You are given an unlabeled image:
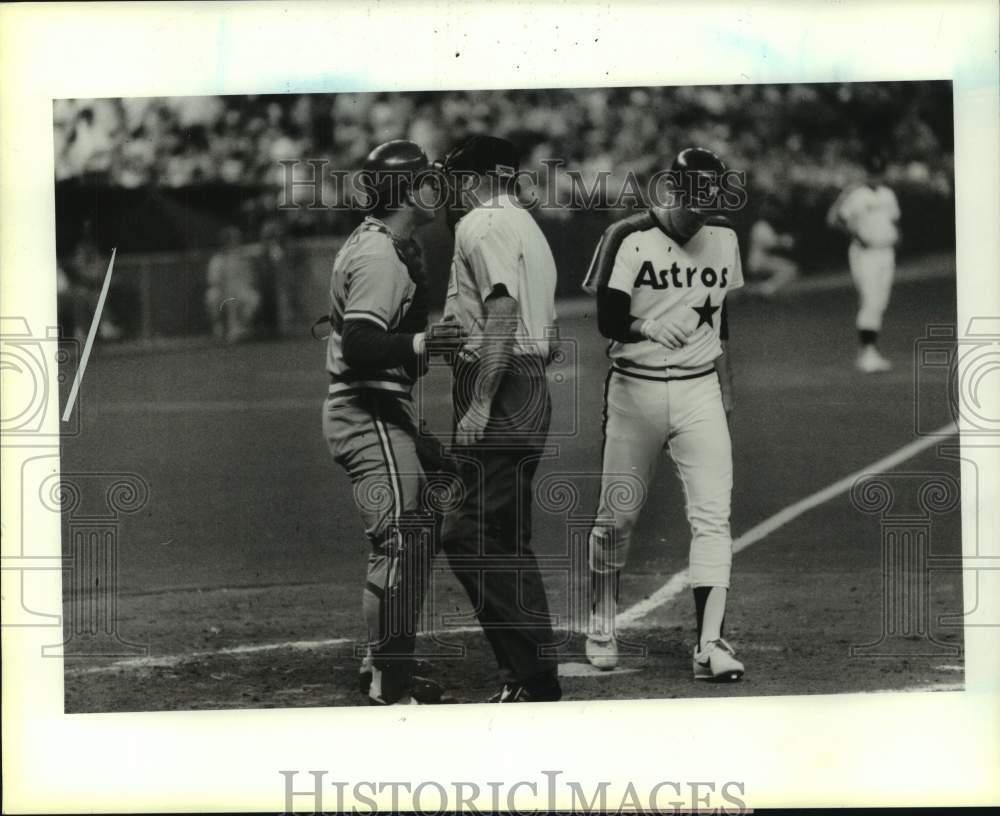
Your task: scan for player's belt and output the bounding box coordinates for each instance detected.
[328,376,413,397]
[610,363,715,383]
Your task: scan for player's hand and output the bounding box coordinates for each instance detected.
[425,316,467,357]
[640,317,690,350]
[454,402,491,446]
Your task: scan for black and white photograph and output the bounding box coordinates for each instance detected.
[2,2,998,813]
[51,80,963,710]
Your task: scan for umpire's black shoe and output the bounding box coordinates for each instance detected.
[489,675,562,703]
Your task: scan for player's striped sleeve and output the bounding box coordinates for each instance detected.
[581,211,655,295]
[343,251,408,331]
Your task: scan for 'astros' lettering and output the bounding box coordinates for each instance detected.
[633,260,730,290]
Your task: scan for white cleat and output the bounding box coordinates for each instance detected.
[856,346,892,374]
[585,632,619,671]
[693,638,745,682]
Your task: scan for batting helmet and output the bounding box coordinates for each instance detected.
[670,147,727,211]
[439,134,520,177]
[357,140,430,212]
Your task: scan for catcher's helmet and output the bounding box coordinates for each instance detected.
[669,147,727,211]
[364,139,430,175]
[358,140,430,212]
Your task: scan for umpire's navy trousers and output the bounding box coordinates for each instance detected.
[441,354,560,687]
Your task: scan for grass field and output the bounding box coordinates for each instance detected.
[59,252,964,712]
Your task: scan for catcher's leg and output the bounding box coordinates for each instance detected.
[362,507,435,703]
[325,395,431,703]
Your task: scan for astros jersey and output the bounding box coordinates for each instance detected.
[444,194,558,359]
[583,212,743,370]
[835,184,900,249]
[326,217,420,395]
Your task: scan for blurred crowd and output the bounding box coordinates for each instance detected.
[54,83,955,341]
[54,83,954,205]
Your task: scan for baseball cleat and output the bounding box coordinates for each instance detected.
[369,694,420,706]
[693,638,745,682]
[585,635,619,671]
[488,675,562,703]
[364,674,446,704]
[358,649,374,694]
[856,346,892,373]
[409,675,447,703]
[585,608,619,671]
[360,654,444,701]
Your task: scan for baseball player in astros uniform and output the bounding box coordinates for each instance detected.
[826,154,901,373]
[437,135,563,703]
[322,140,459,705]
[581,147,745,682]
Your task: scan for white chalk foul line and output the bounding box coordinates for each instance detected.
[62,247,116,422]
[64,637,353,676]
[62,628,493,676]
[618,421,958,629]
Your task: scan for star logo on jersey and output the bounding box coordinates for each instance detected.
[691,295,720,329]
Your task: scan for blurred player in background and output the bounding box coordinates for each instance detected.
[746,194,798,297]
[438,135,563,703]
[581,147,745,682]
[205,225,260,342]
[826,154,901,373]
[257,218,298,338]
[321,140,459,705]
[64,221,124,341]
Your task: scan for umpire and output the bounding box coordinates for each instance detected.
[437,135,562,703]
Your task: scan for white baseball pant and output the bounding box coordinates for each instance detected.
[849,241,895,332]
[589,367,734,589]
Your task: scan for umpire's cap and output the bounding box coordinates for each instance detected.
[439,135,520,177]
[358,140,430,211]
